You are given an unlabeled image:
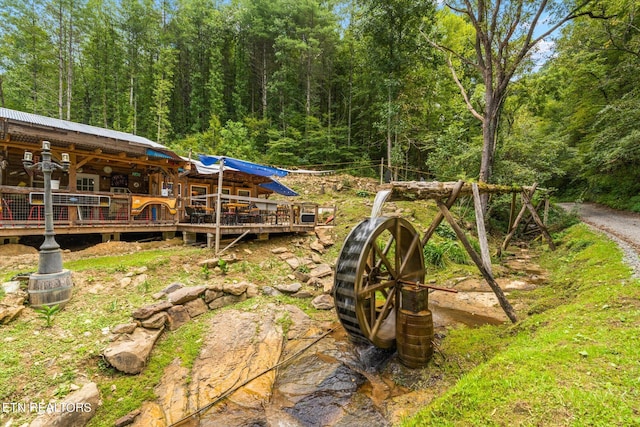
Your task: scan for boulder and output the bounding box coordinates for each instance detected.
[312,294,335,310]
[166,305,191,331]
[183,298,208,318]
[29,382,100,427]
[154,358,190,425]
[130,402,166,427]
[131,301,172,320]
[103,327,164,374]
[315,226,335,247]
[167,286,206,305]
[261,286,281,297]
[246,283,260,298]
[141,312,168,329]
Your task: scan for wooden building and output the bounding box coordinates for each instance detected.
[0,108,318,248]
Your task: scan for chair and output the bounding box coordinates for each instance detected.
[185,206,205,224]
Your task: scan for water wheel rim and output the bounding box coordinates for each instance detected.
[333,216,424,348]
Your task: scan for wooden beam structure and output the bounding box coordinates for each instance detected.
[383,180,556,324]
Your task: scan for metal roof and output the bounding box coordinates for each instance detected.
[0,107,168,150]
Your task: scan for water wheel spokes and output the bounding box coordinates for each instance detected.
[333,217,425,348]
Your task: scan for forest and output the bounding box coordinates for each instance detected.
[1,0,639,209]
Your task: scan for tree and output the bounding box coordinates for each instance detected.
[432,0,601,194]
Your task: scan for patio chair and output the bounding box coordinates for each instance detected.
[185,206,206,224]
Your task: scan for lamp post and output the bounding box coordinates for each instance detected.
[23,141,73,308]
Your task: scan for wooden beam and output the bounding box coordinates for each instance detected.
[420,180,464,246]
[472,183,492,275]
[499,184,538,256]
[387,180,528,201]
[437,200,518,323]
[521,188,556,251]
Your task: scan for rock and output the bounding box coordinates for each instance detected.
[310,241,325,254]
[306,277,322,289]
[0,305,24,324]
[275,283,302,294]
[291,290,314,299]
[222,281,248,296]
[167,286,206,305]
[284,257,300,270]
[278,252,296,260]
[131,274,148,287]
[114,409,141,427]
[261,286,282,297]
[141,312,168,329]
[293,271,310,283]
[184,298,208,318]
[312,294,334,310]
[111,323,138,335]
[199,258,219,268]
[204,289,224,303]
[134,266,148,275]
[2,280,21,293]
[311,253,323,264]
[119,277,132,288]
[166,305,191,331]
[271,247,289,254]
[29,382,100,427]
[151,292,165,300]
[154,358,190,425]
[315,227,335,247]
[160,282,184,295]
[188,309,284,424]
[130,402,166,427]
[208,294,246,310]
[309,264,332,279]
[103,328,164,374]
[246,283,260,298]
[131,301,173,320]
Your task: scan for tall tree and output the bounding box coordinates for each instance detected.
[432,0,601,193]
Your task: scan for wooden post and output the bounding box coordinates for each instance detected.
[499,184,538,256]
[472,183,492,274]
[543,197,550,225]
[521,189,556,250]
[380,158,384,185]
[214,157,224,254]
[437,201,517,323]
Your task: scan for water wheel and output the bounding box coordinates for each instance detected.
[333,217,425,348]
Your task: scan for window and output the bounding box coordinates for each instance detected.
[190,185,209,206]
[162,181,174,197]
[77,174,99,192]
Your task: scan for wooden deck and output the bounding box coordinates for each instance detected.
[0,186,321,246]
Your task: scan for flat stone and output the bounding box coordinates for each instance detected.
[309,264,332,279]
[293,271,310,283]
[261,286,282,297]
[199,258,219,268]
[132,301,173,320]
[184,298,208,318]
[246,283,259,298]
[29,382,100,427]
[310,241,325,254]
[223,281,248,296]
[275,283,302,294]
[167,286,206,305]
[312,294,334,310]
[0,305,24,324]
[103,328,164,374]
[114,409,141,427]
[119,277,132,288]
[208,294,246,310]
[151,291,166,300]
[141,312,168,329]
[161,282,184,295]
[292,290,314,299]
[315,227,335,247]
[284,257,300,270]
[1,280,21,294]
[131,274,148,288]
[204,289,224,303]
[279,252,296,260]
[311,253,323,264]
[166,305,191,331]
[130,402,165,427]
[271,247,289,254]
[111,323,138,335]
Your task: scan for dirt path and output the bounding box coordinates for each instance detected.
[559,202,640,277]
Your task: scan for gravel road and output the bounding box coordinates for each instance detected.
[558,202,640,278]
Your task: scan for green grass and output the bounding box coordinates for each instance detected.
[402,224,640,426]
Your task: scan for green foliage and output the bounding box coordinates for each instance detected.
[423,240,468,268]
[35,304,61,328]
[217,259,228,274]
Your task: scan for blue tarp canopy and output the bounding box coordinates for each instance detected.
[259,180,299,197]
[199,155,288,177]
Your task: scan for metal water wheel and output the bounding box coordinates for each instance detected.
[333,216,425,348]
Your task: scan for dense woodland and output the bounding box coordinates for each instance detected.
[1,0,639,209]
